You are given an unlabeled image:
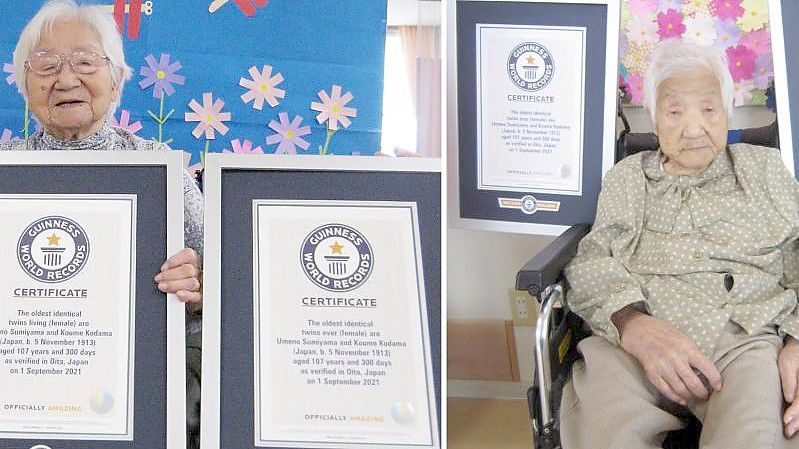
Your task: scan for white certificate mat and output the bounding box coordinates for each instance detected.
[476,24,586,195]
[0,194,136,440]
[253,200,435,448]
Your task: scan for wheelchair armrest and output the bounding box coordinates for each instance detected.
[515,224,591,296]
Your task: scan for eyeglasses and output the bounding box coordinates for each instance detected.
[25,50,110,76]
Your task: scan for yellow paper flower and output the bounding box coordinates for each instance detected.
[682,0,713,18]
[622,41,654,75]
[738,0,769,32]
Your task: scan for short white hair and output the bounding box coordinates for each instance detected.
[643,39,734,123]
[12,0,133,116]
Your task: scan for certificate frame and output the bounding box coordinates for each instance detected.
[768,0,798,177]
[449,0,620,235]
[0,151,186,449]
[201,155,441,449]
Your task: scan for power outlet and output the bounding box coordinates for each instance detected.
[509,288,535,326]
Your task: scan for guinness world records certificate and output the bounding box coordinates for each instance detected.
[0,195,136,440]
[476,24,586,195]
[253,201,434,447]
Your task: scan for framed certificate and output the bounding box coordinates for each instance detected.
[449,0,620,235]
[769,0,798,176]
[202,155,441,449]
[0,151,186,449]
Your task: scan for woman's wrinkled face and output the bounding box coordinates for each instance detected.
[25,18,117,141]
[654,68,728,176]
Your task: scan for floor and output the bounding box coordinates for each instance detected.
[447,397,534,449]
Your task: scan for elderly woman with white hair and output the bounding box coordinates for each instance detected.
[1,0,203,445]
[561,39,799,448]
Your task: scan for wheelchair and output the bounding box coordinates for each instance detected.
[515,116,780,449]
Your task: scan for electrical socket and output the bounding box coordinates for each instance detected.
[509,288,535,326]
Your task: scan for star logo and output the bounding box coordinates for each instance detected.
[47,233,61,246]
[330,241,344,254]
[526,55,536,65]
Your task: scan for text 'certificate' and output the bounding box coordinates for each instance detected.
[253,200,436,448]
[0,195,136,440]
[476,24,586,195]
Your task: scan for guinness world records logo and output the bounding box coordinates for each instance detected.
[507,42,554,91]
[17,216,90,283]
[301,223,374,292]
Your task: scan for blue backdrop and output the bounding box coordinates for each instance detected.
[0,0,387,167]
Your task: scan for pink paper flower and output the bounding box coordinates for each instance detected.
[310,85,357,131]
[182,151,203,179]
[239,65,286,110]
[657,9,685,39]
[740,27,771,56]
[630,0,659,15]
[627,73,646,105]
[733,79,755,106]
[222,138,264,154]
[752,53,772,89]
[185,93,231,139]
[626,16,659,44]
[0,128,19,143]
[3,63,14,86]
[712,0,744,20]
[726,44,756,82]
[111,109,143,135]
[266,112,311,154]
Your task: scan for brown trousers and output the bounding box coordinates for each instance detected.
[560,323,799,448]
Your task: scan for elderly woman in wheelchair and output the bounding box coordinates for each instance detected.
[557,39,799,448]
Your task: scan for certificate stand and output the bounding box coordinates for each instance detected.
[202,155,441,449]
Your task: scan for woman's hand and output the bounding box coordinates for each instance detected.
[779,337,799,437]
[153,248,202,306]
[614,307,723,405]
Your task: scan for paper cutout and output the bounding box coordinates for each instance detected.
[182,151,203,178]
[621,0,772,106]
[111,109,143,135]
[185,93,231,139]
[0,128,19,143]
[208,0,267,16]
[140,53,184,143]
[265,112,311,154]
[139,53,185,98]
[101,0,153,40]
[310,84,357,131]
[222,138,264,154]
[240,65,285,110]
[3,63,14,86]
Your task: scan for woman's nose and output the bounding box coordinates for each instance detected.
[682,111,706,138]
[53,63,81,89]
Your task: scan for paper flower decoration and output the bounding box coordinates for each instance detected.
[752,54,773,89]
[630,0,659,15]
[310,85,357,131]
[626,16,659,44]
[0,128,19,143]
[713,0,744,20]
[182,151,203,179]
[139,53,185,98]
[714,18,744,49]
[657,9,686,39]
[223,138,264,154]
[733,79,755,105]
[240,65,285,110]
[738,0,768,32]
[185,93,231,139]
[683,15,716,46]
[627,73,646,105]
[266,112,311,154]
[681,0,712,17]
[726,44,756,82]
[740,28,771,56]
[3,63,14,86]
[659,0,685,10]
[111,109,143,134]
